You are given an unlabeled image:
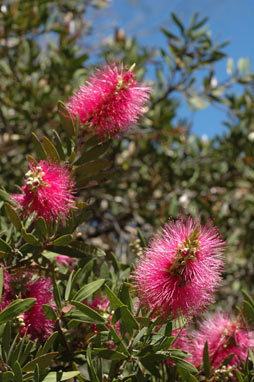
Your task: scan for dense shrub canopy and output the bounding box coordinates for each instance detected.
[1,2,254,381]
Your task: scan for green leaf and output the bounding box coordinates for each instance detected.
[19,341,34,366]
[21,227,41,246]
[139,358,161,378]
[71,242,105,257]
[0,189,11,202]
[0,238,12,253]
[171,12,184,33]
[104,284,124,310]
[160,27,178,41]
[177,367,198,382]
[203,340,210,378]
[119,283,134,313]
[113,306,139,335]
[0,298,36,325]
[52,130,66,161]
[1,371,14,382]
[42,332,59,355]
[65,271,74,301]
[31,132,47,160]
[13,360,23,382]
[72,279,105,301]
[71,301,106,323]
[242,290,254,309]
[5,203,22,232]
[109,325,130,356]
[170,356,198,373]
[131,327,146,350]
[75,201,88,209]
[43,304,57,320]
[86,344,100,382]
[52,235,73,246]
[22,352,58,373]
[75,141,111,166]
[42,136,60,162]
[74,159,112,178]
[53,278,62,311]
[42,371,80,382]
[93,348,127,360]
[35,217,48,239]
[243,300,254,322]
[58,101,75,137]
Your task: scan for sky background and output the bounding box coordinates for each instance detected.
[88,0,254,137]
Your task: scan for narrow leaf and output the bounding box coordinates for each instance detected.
[22,352,58,372]
[71,301,106,323]
[35,217,48,239]
[52,234,73,246]
[72,279,105,301]
[203,340,210,378]
[52,130,66,161]
[0,298,36,325]
[0,238,12,253]
[104,284,124,309]
[42,136,60,162]
[42,304,57,320]
[75,141,111,166]
[5,203,22,231]
[58,101,75,137]
[93,348,127,360]
[0,189,10,202]
[21,227,41,246]
[31,132,47,160]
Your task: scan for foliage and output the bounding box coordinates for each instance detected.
[1,1,254,381]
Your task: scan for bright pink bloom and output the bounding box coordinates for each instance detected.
[67,63,151,139]
[133,217,225,318]
[12,160,75,223]
[56,255,76,269]
[23,277,55,340]
[189,313,254,369]
[0,271,55,341]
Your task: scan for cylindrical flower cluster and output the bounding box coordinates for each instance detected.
[133,217,225,319]
[67,63,151,139]
[12,160,75,223]
[1,270,55,340]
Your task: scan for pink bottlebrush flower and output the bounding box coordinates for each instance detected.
[67,63,151,139]
[133,217,225,319]
[55,255,76,269]
[0,271,55,341]
[23,277,55,340]
[12,160,75,223]
[189,313,254,370]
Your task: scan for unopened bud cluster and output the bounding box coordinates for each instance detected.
[25,166,47,191]
[130,238,143,257]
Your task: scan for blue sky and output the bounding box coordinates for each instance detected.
[88,0,254,137]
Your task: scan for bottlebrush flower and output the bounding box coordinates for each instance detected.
[67,63,151,139]
[55,254,76,269]
[0,271,55,340]
[133,217,225,319]
[12,160,75,223]
[189,313,254,369]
